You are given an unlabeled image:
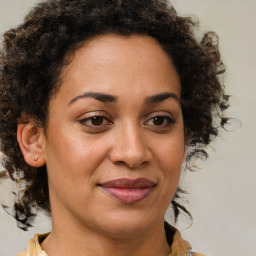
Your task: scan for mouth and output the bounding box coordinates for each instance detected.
[99,178,156,204]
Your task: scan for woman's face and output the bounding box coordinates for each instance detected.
[43,34,185,237]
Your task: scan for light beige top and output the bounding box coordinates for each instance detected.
[17,224,206,256]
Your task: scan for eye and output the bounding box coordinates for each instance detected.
[79,115,112,130]
[151,116,167,126]
[144,115,176,129]
[88,116,105,126]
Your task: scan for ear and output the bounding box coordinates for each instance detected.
[17,122,46,167]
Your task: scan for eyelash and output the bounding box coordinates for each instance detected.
[79,115,112,130]
[144,115,176,128]
[78,113,176,132]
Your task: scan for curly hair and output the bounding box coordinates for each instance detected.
[0,0,229,230]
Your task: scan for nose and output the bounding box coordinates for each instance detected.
[109,123,152,169]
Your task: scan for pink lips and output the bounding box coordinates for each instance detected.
[99,178,156,204]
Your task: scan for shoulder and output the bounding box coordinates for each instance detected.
[16,233,49,256]
[16,253,26,256]
[165,222,207,256]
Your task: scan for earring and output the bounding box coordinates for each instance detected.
[34,155,38,161]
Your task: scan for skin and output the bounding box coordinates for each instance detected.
[19,34,185,256]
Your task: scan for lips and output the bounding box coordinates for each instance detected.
[99,178,156,204]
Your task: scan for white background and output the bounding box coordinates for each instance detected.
[0,0,255,255]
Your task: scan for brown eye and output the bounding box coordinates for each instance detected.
[91,116,104,126]
[152,116,165,126]
[79,115,112,130]
[144,115,176,130]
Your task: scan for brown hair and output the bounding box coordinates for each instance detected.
[0,0,229,230]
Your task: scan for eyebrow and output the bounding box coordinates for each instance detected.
[145,92,180,104]
[69,92,117,105]
[69,91,179,106]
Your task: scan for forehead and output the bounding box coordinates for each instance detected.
[64,34,173,68]
[55,34,181,102]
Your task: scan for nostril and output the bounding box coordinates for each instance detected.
[115,160,126,166]
[108,135,152,169]
[114,160,149,169]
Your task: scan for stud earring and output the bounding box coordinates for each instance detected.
[34,155,38,161]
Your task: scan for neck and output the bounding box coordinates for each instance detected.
[41,216,171,256]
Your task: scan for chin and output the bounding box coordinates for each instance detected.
[94,211,161,238]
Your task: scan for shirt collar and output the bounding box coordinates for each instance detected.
[20,223,192,256]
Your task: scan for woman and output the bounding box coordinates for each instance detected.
[0,0,229,255]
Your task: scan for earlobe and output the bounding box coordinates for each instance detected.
[17,122,46,167]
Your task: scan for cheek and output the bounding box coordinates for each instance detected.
[45,135,109,206]
[45,130,115,198]
[153,133,185,190]
[156,133,185,168]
